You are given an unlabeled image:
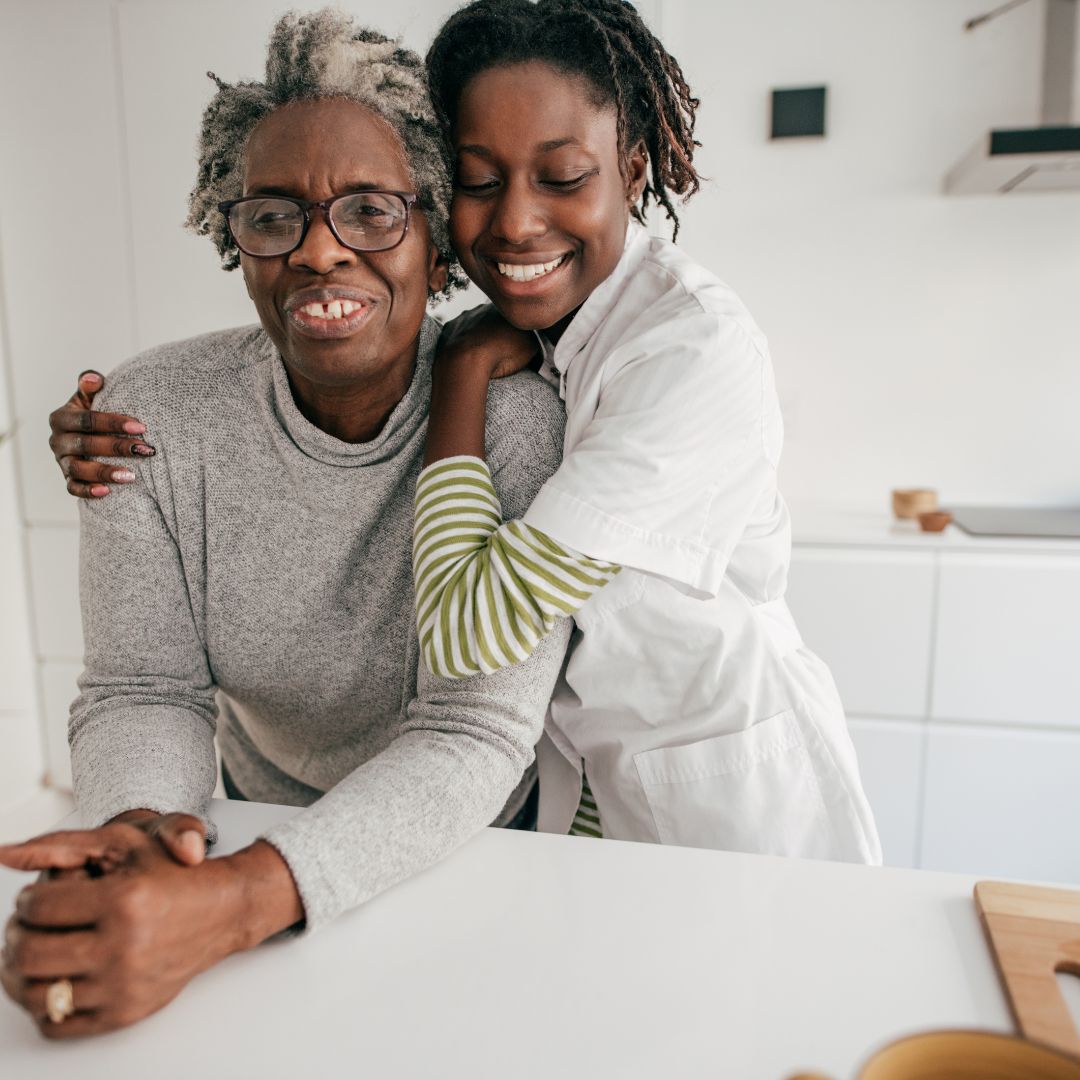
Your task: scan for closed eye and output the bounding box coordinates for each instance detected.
[455,177,500,194]
[543,172,593,189]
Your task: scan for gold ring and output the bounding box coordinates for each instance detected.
[45,978,74,1024]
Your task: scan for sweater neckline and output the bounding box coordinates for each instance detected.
[267,316,438,468]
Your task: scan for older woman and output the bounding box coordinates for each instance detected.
[0,10,568,1038]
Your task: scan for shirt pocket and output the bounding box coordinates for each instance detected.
[633,709,858,860]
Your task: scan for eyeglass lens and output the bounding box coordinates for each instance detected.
[228,193,408,256]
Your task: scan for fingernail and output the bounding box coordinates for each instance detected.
[131,444,156,457]
[111,469,136,483]
[79,371,102,384]
[90,485,110,497]
[179,830,204,858]
[123,421,146,435]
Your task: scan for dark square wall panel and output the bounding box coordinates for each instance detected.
[771,86,827,139]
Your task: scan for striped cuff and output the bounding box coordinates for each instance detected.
[413,456,620,679]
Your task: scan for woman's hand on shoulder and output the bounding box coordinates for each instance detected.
[437,305,538,380]
[48,371,155,499]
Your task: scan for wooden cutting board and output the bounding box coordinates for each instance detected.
[974,881,1080,1058]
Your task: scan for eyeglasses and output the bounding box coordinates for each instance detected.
[218,191,418,258]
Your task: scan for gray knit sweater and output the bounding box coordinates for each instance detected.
[72,316,569,931]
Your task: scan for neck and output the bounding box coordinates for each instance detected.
[283,354,417,444]
[544,306,580,345]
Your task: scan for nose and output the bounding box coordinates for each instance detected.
[488,178,547,245]
[288,208,356,274]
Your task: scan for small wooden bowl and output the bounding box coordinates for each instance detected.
[892,488,938,520]
[787,1029,1080,1080]
[918,510,953,533]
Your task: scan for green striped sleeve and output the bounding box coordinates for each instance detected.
[414,456,621,679]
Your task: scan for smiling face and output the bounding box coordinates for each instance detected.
[449,61,646,335]
[240,98,445,393]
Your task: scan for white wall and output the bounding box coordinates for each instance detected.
[664,0,1080,511]
[0,0,1077,795]
[0,264,45,810]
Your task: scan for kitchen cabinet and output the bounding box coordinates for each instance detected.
[847,718,923,869]
[787,548,935,718]
[921,722,1080,884]
[790,514,1080,883]
[932,553,1080,729]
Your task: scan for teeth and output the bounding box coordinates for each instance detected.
[298,299,362,319]
[496,256,566,282]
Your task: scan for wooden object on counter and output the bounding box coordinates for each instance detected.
[974,880,1080,1058]
[786,1029,1080,1079]
[892,488,938,520]
[917,510,953,533]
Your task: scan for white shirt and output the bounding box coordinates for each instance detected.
[525,224,881,864]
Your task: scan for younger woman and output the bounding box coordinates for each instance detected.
[414,0,881,859]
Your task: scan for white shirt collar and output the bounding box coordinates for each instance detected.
[545,222,651,376]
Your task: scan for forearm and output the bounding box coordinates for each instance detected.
[413,457,619,678]
[71,701,219,839]
[225,840,305,947]
[74,496,220,835]
[423,355,491,465]
[260,622,570,932]
[424,305,540,466]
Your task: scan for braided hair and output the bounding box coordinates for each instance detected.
[426,0,701,239]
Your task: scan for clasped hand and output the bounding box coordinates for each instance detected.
[0,813,244,1039]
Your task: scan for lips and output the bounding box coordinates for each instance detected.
[284,286,375,340]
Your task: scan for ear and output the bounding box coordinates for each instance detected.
[625,140,648,206]
[427,244,449,297]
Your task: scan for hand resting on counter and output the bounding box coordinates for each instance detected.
[0,814,303,1038]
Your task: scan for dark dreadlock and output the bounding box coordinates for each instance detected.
[425,0,701,240]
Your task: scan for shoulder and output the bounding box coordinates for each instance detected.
[608,237,770,370]
[486,369,565,462]
[484,371,566,519]
[94,324,271,423]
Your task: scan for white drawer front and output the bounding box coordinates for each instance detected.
[847,718,924,869]
[932,553,1080,728]
[921,723,1080,884]
[788,548,935,718]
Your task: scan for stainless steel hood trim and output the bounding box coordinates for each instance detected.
[945,0,1080,194]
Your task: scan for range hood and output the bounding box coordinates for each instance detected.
[946,0,1080,193]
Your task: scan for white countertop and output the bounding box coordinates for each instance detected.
[0,799,1019,1079]
[791,507,1080,554]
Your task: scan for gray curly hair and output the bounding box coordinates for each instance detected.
[185,8,465,297]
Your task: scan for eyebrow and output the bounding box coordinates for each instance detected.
[457,137,582,159]
[244,181,389,196]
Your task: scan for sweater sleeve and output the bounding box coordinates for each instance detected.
[413,455,620,679]
[71,452,220,842]
[259,617,570,930]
